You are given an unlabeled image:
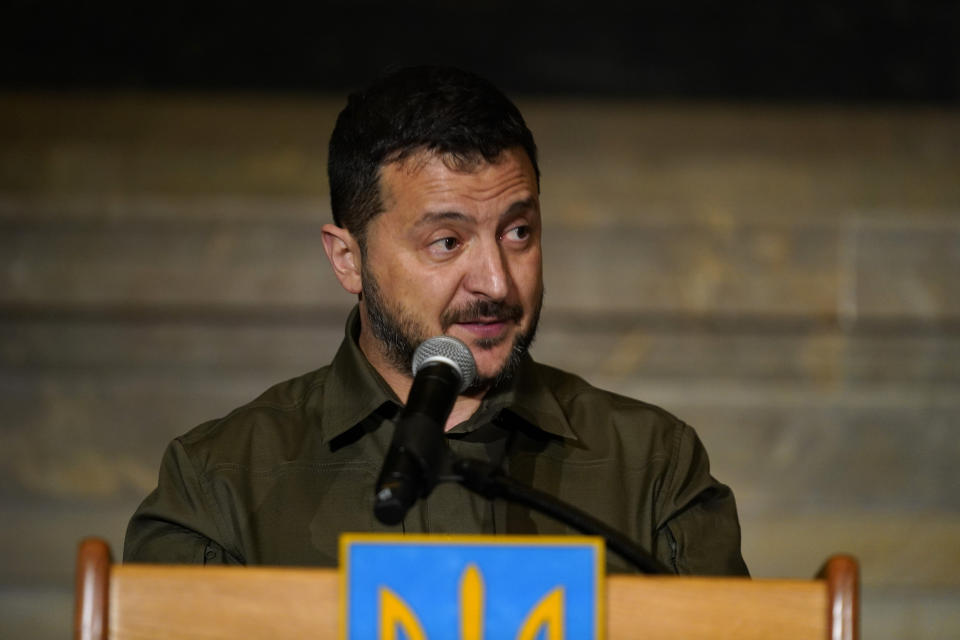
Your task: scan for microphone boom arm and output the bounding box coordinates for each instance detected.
[444,456,669,574]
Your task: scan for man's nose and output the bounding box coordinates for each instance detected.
[464,239,510,300]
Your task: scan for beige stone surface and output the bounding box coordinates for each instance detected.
[4,199,958,322]
[1,93,958,639]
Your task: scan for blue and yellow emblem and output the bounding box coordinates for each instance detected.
[340,534,605,640]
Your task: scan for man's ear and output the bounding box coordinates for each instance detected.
[321,224,363,294]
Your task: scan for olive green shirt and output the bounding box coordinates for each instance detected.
[124,309,748,575]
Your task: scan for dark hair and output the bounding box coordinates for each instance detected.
[328,66,539,247]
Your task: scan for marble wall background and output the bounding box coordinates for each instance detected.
[1,94,958,638]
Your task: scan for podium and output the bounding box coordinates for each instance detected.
[75,537,858,639]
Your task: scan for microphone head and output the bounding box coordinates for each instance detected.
[412,335,477,393]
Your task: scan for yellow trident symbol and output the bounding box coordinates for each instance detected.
[378,563,565,640]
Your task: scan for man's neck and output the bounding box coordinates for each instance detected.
[358,330,486,432]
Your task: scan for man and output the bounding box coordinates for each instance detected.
[125,66,748,575]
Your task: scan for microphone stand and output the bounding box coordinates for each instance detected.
[441,455,669,575]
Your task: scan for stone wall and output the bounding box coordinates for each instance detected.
[1,94,958,638]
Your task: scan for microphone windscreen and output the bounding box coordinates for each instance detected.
[412,336,477,392]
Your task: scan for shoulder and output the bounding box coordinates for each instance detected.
[530,362,692,465]
[534,361,686,429]
[176,366,332,469]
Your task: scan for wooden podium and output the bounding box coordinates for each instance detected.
[75,538,858,639]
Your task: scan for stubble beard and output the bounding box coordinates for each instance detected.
[362,264,543,391]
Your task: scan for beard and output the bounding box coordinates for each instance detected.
[362,264,542,391]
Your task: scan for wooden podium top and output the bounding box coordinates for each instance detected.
[75,538,858,640]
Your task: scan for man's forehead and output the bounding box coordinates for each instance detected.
[385,147,517,177]
[378,147,537,207]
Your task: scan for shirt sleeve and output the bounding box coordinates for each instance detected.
[652,422,750,576]
[123,438,242,565]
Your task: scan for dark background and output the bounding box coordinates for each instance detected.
[4,1,959,101]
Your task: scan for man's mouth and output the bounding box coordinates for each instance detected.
[455,318,509,338]
[442,300,524,340]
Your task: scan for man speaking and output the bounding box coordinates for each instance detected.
[124,66,749,575]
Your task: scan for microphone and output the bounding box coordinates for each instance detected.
[373,335,477,525]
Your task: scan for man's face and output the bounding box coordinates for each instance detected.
[357,147,543,389]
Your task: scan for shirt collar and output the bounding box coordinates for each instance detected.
[319,306,401,441]
[319,306,579,443]
[464,352,580,442]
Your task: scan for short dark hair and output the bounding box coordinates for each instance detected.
[327,66,539,247]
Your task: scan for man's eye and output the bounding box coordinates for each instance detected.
[431,237,460,252]
[504,225,530,241]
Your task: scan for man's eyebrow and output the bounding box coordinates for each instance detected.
[501,197,539,220]
[413,197,538,228]
[413,211,473,228]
